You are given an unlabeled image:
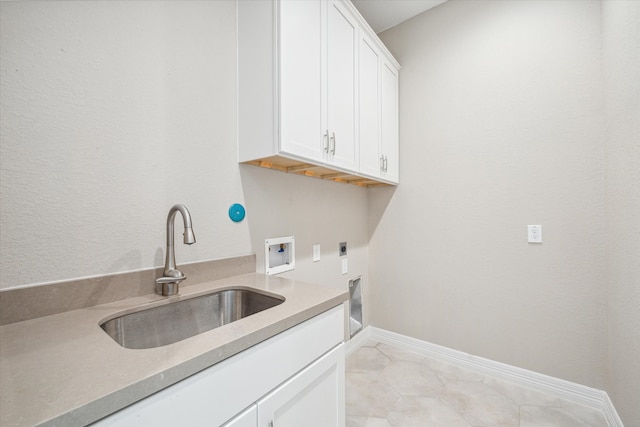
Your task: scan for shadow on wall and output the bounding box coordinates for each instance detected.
[238,163,371,275]
[367,185,397,242]
[238,164,297,268]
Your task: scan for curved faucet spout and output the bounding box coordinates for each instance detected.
[157,204,196,296]
[166,204,196,247]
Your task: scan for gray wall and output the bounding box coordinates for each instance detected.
[0,1,368,299]
[603,1,640,424]
[373,0,606,387]
[372,0,638,423]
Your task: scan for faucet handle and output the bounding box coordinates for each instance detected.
[156,275,186,284]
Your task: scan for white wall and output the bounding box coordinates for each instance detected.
[372,0,608,388]
[603,1,640,424]
[0,1,368,298]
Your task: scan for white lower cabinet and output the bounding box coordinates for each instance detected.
[222,406,257,427]
[93,306,345,427]
[257,344,344,427]
[223,344,344,427]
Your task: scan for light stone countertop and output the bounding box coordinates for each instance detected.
[0,273,348,427]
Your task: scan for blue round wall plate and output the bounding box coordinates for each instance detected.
[228,203,246,222]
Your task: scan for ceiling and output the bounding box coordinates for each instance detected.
[351,0,448,33]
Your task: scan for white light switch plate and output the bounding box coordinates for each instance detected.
[312,244,320,262]
[341,258,348,274]
[528,225,542,243]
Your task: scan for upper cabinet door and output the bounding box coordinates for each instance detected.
[357,31,399,184]
[279,0,325,163]
[325,1,358,171]
[380,60,399,182]
[358,34,382,178]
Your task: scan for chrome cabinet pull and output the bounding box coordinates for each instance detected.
[330,132,336,155]
[323,130,329,153]
[381,155,388,173]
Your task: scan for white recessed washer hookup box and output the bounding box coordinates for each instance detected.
[265,236,295,275]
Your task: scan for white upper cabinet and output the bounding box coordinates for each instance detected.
[238,0,399,187]
[358,31,399,183]
[325,0,358,171]
[279,0,325,163]
[380,60,399,182]
[358,33,382,178]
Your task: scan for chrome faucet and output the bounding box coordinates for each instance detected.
[156,204,196,296]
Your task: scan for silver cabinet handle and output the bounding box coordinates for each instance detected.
[268,422,273,427]
[381,155,388,173]
[324,130,329,153]
[330,132,336,155]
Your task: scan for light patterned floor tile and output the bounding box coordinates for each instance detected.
[375,343,486,383]
[346,346,391,373]
[381,360,445,397]
[425,358,487,383]
[483,376,564,407]
[520,404,609,427]
[440,380,520,427]
[346,416,393,427]
[345,340,611,427]
[376,343,428,363]
[346,371,399,418]
[387,397,473,427]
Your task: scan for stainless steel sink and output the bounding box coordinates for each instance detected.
[100,288,285,349]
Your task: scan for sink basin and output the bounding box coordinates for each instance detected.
[100,288,285,349]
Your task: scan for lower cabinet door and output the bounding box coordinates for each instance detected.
[257,343,345,427]
[222,405,257,427]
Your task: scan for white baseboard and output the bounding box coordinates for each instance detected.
[345,326,373,357]
[602,393,625,427]
[347,326,623,427]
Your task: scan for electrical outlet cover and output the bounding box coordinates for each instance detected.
[528,225,542,243]
[339,242,347,256]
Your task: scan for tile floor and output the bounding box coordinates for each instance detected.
[346,340,609,427]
